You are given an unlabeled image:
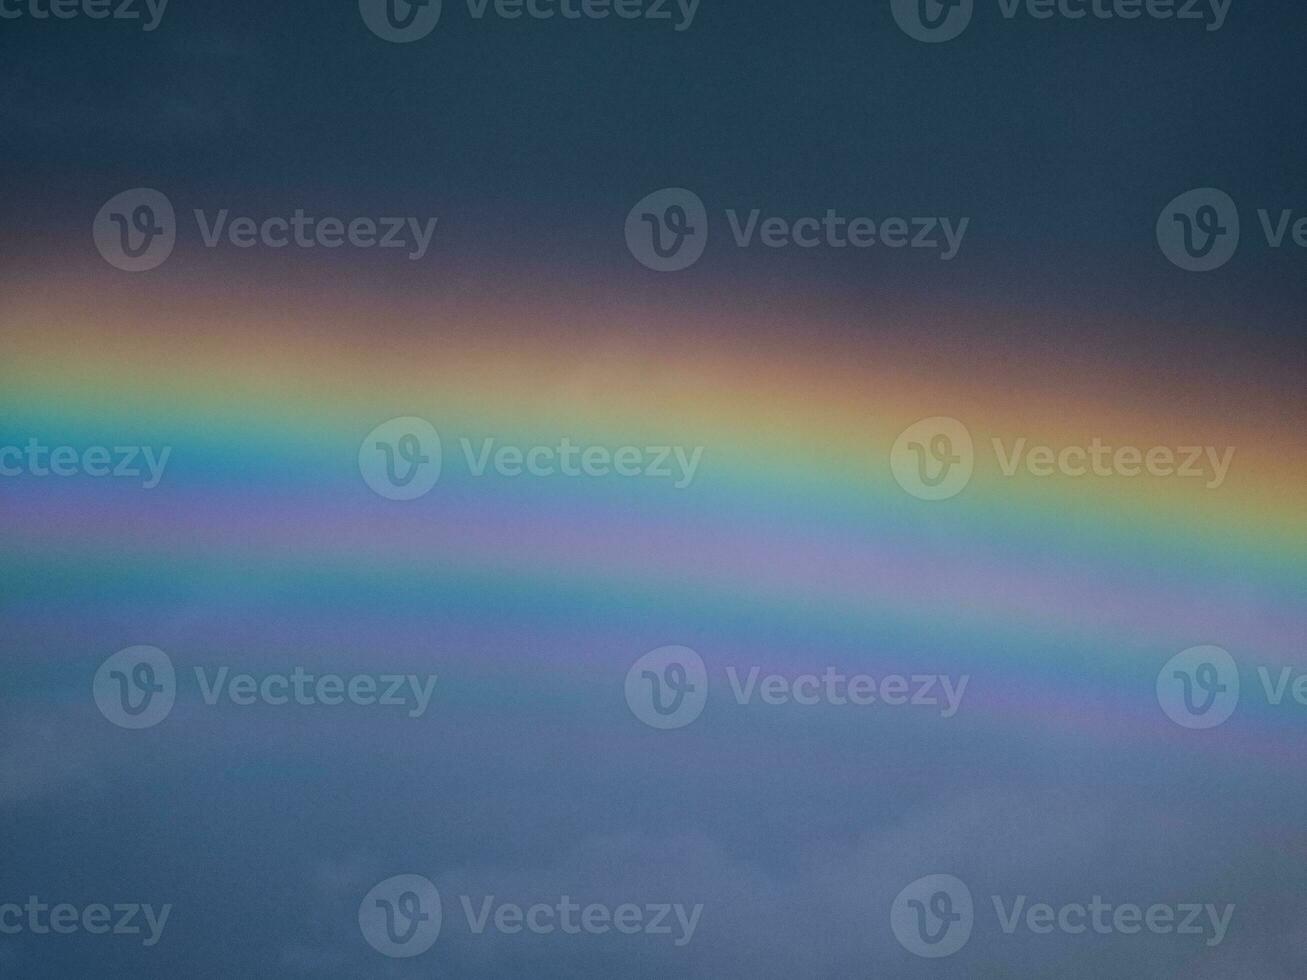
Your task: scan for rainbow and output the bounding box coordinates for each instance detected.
[2,264,1304,757]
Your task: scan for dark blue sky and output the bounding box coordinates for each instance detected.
[2,3,1305,978]
[3,2,1305,315]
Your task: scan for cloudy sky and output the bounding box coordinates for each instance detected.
[1,1,1305,977]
